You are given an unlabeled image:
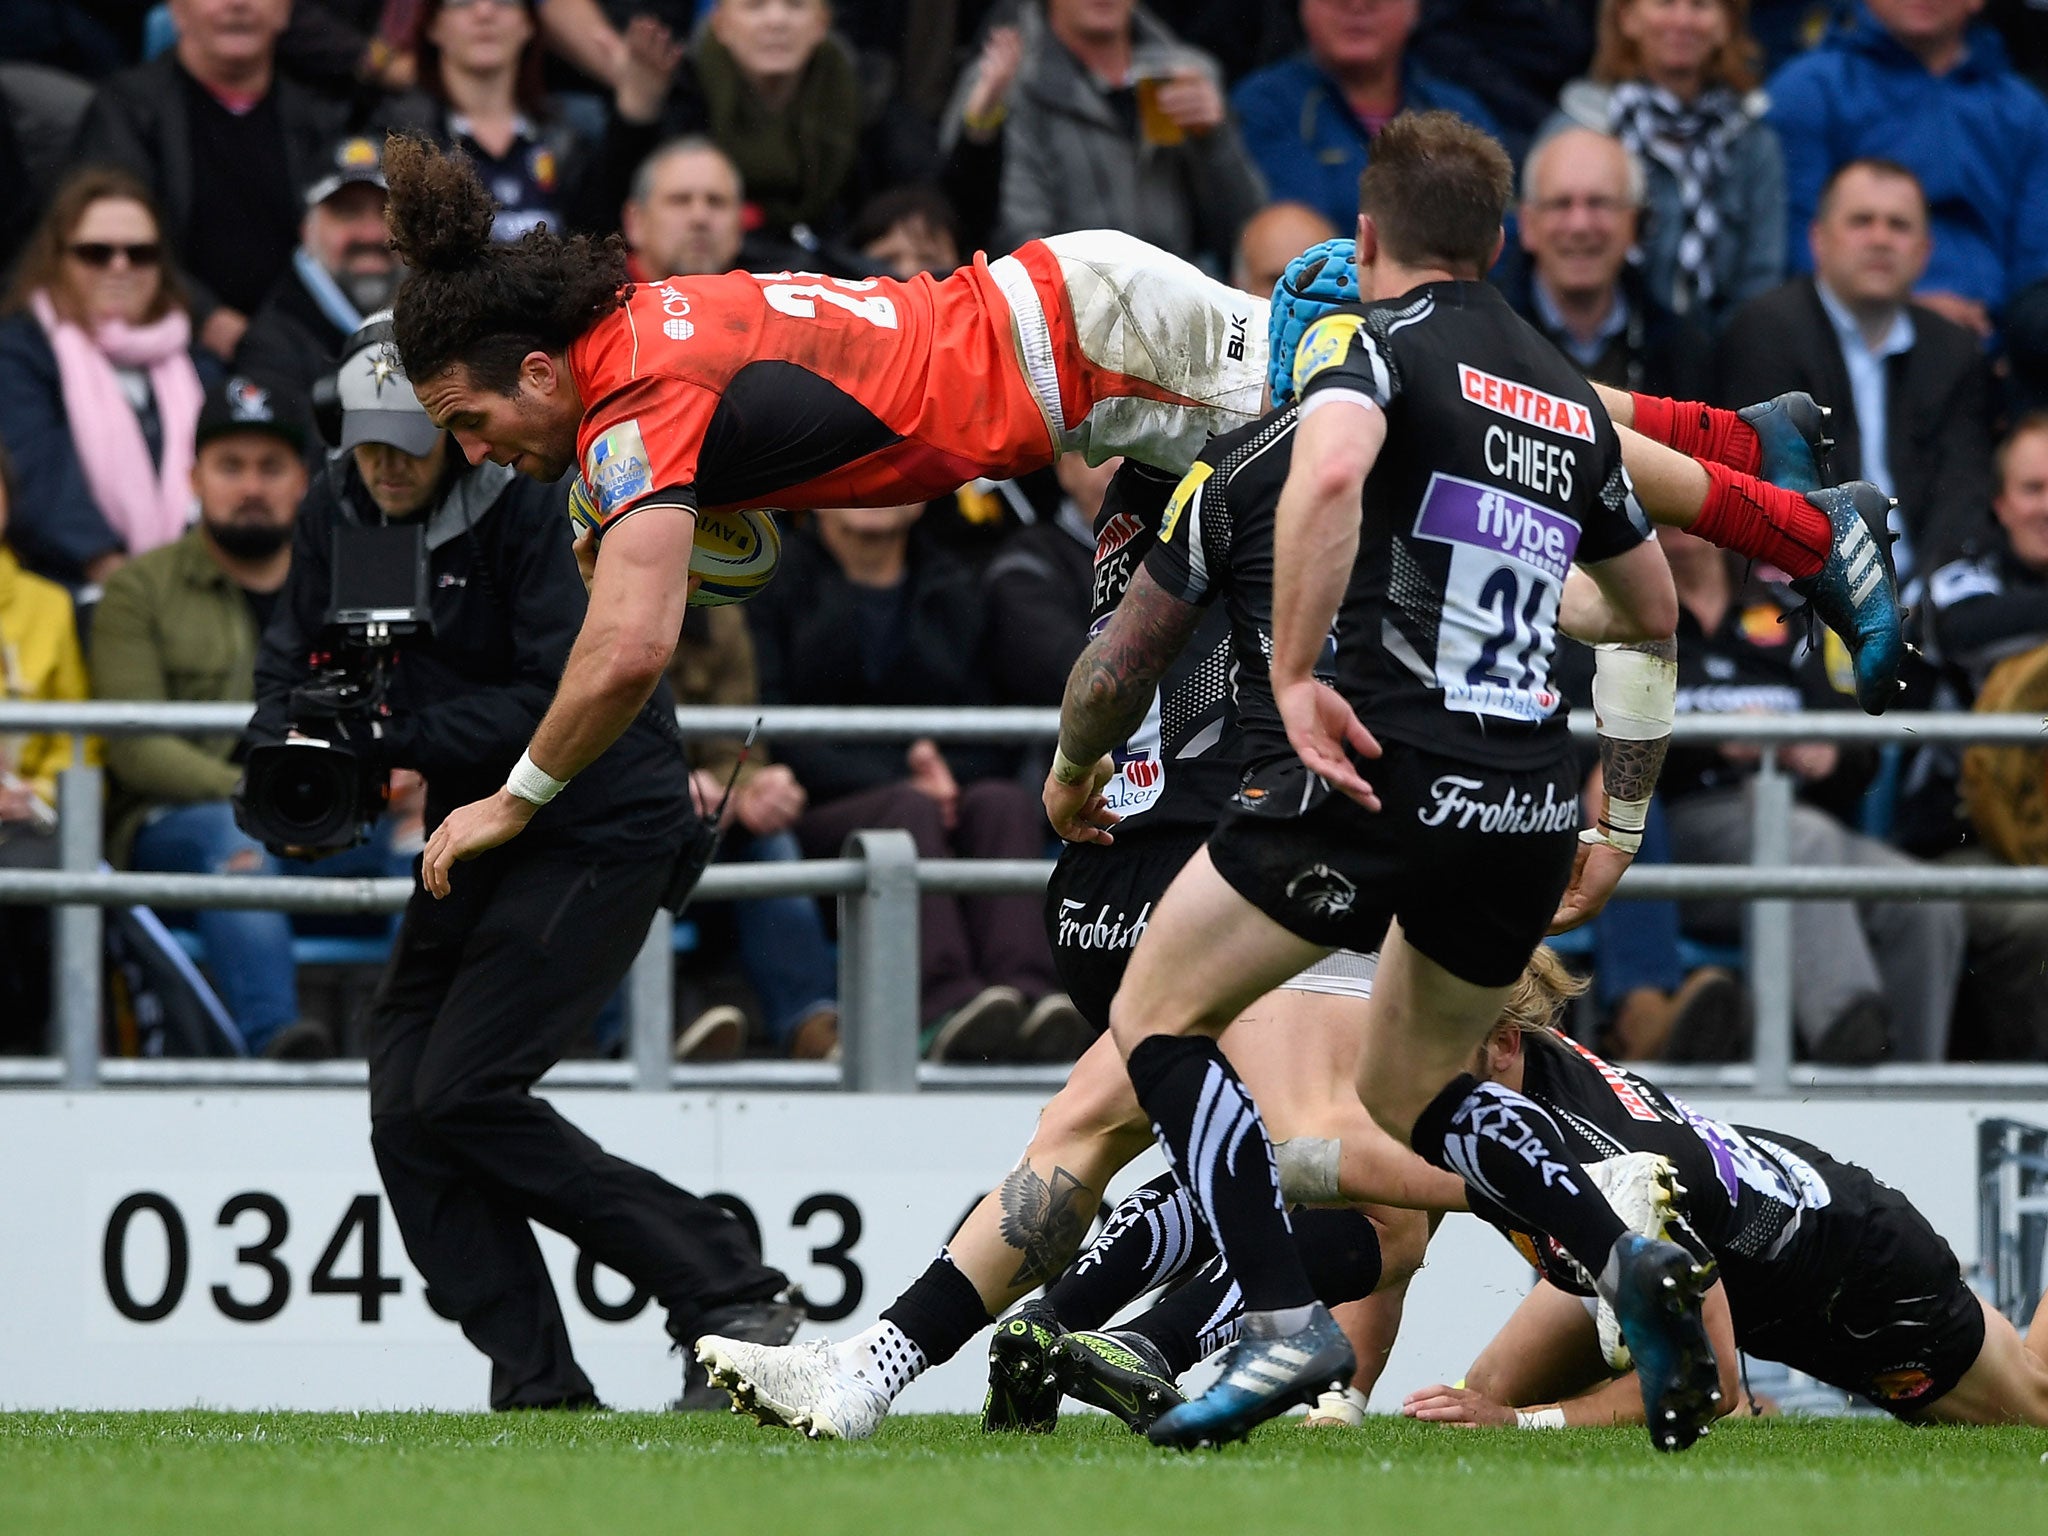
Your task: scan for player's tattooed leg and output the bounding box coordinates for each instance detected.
[998,1158,1093,1289]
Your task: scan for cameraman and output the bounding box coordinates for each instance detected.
[245,318,798,1410]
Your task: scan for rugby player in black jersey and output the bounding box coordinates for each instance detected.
[1398,953,2048,1431]
[1083,112,1718,1453]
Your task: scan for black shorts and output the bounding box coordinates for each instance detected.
[1205,742,1580,988]
[1729,1142,1985,1417]
[1045,825,1207,1032]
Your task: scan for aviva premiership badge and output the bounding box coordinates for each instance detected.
[1291,312,1366,396]
[585,419,654,522]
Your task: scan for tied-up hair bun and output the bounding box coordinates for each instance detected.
[383,133,496,275]
[385,132,629,391]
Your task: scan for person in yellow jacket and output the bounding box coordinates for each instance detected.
[0,446,96,840]
[0,445,97,1055]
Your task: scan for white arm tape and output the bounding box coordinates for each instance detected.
[1581,823,1643,856]
[1295,386,1383,423]
[1275,1136,1343,1204]
[1591,642,1676,743]
[505,749,568,807]
[1515,1406,1567,1430]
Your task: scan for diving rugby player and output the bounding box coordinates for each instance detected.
[373,133,1899,894]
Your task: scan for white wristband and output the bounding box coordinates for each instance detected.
[1581,824,1642,856]
[1603,796,1650,834]
[1591,795,1649,853]
[1050,743,1096,786]
[1515,1406,1567,1430]
[505,749,568,806]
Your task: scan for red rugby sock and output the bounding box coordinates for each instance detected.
[1629,393,1762,476]
[1689,461,1828,578]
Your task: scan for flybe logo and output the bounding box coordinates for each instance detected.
[1458,365,1595,442]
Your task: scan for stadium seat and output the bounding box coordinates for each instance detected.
[170,920,699,969]
[167,926,394,970]
[1541,926,1743,974]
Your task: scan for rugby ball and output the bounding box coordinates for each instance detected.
[566,479,781,606]
[687,506,782,607]
[567,474,601,539]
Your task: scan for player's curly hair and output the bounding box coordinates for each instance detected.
[384,133,628,391]
[1497,946,1590,1037]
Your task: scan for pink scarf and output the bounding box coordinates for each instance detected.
[30,289,204,557]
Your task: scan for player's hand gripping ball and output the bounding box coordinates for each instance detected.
[568,478,782,607]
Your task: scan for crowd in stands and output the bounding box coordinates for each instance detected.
[3,0,2048,1066]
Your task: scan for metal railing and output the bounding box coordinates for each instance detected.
[2,702,2046,1097]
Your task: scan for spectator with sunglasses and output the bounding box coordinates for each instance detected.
[0,166,213,599]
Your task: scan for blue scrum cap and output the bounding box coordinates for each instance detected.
[1268,238,1358,408]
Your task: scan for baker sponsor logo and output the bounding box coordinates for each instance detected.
[1102,736,1165,815]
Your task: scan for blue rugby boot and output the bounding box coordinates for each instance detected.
[982,1299,1064,1433]
[1145,1303,1354,1450]
[1607,1234,1722,1453]
[1736,391,1833,494]
[1788,481,1906,714]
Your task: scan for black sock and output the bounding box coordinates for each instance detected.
[1124,1034,1313,1313]
[1123,1254,1240,1377]
[1295,1206,1383,1308]
[1045,1173,1213,1331]
[879,1252,993,1367]
[1411,1074,1625,1284]
[1121,1205,1384,1377]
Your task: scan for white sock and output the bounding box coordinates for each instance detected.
[837,1321,929,1400]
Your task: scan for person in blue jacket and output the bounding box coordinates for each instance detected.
[1768,0,2048,343]
[1231,0,1502,236]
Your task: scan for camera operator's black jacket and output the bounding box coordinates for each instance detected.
[248,457,691,859]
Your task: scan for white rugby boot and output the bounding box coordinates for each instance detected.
[695,1335,892,1441]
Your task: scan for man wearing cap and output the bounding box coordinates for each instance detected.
[237,136,401,403]
[91,371,358,1059]
[244,315,803,1411]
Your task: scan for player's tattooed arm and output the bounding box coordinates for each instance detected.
[1058,566,1203,765]
[1596,636,1677,807]
[1600,731,1670,809]
[996,1158,1092,1289]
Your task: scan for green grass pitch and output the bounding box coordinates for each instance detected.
[4,1411,2045,1536]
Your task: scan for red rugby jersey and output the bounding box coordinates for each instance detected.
[569,262,1054,533]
